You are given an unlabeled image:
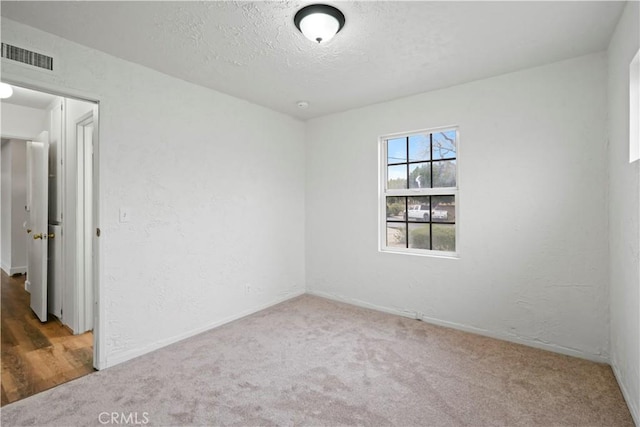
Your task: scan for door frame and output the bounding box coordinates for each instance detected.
[75,111,94,336]
[2,78,104,370]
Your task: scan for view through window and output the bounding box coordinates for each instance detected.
[381,128,458,255]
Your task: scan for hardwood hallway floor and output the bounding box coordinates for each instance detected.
[1,270,94,406]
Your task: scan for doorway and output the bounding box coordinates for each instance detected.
[0,83,100,405]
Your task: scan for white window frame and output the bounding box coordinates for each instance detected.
[378,126,459,258]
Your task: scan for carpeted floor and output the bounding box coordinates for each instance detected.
[0,295,633,426]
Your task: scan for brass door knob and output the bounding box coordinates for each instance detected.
[48,233,55,239]
[33,233,43,240]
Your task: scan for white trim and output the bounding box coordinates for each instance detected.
[105,290,305,368]
[12,267,27,275]
[379,247,458,259]
[1,265,27,276]
[382,124,460,140]
[90,103,103,370]
[307,290,610,364]
[70,112,95,335]
[630,48,640,163]
[611,361,639,425]
[385,187,458,196]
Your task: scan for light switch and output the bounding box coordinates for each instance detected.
[119,207,131,223]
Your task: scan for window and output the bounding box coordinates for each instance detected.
[380,128,458,256]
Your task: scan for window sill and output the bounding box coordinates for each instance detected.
[379,248,459,259]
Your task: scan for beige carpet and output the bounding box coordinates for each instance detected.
[0,295,633,426]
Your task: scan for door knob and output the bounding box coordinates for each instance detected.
[48,233,55,239]
[33,233,43,240]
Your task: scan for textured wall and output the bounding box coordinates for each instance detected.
[607,1,640,423]
[306,53,610,362]
[1,18,306,368]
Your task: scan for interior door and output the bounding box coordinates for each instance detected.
[27,131,50,322]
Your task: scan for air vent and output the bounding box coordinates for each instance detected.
[1,43,53,71]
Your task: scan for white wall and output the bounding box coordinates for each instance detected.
[1,18,306,368]
[10,140,27,274]
[1,139,28,275]
[1,140,12,272]
[0,102,47,140]
[306,53,609,362]
[607,1,639,423]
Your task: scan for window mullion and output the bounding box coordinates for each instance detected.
[404,197,409,249]
[429,195,433,250]
[430,133,433,188]
[405,137,410,191]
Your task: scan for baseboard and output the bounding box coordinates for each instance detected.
[105,289,306,368]
[307,290,610,364]
[8,266,26,276]
[612,361,639,426]
[1,265,27,276]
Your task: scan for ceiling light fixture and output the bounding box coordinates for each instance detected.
[0,82,13,99]
[294,4,345,44]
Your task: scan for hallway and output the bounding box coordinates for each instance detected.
[1,270,94,406]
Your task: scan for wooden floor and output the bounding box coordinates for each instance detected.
[1,270,94,406]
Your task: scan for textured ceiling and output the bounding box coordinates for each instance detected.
[0,1,625,120]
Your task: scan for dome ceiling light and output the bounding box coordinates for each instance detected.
[294,4,345,44]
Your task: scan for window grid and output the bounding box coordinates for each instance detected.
[381,128,458,255]
[387,135,457,186]
[386,195,456,250]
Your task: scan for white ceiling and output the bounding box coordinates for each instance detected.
[1,84,59,110]
[1,1,625,120]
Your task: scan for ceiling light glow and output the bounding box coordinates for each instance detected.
[0,83,13,99]
[294,4,345,44]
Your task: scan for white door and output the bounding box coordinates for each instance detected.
[26,131,49,322]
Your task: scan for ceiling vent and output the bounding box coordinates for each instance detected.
[1,43,53,71]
